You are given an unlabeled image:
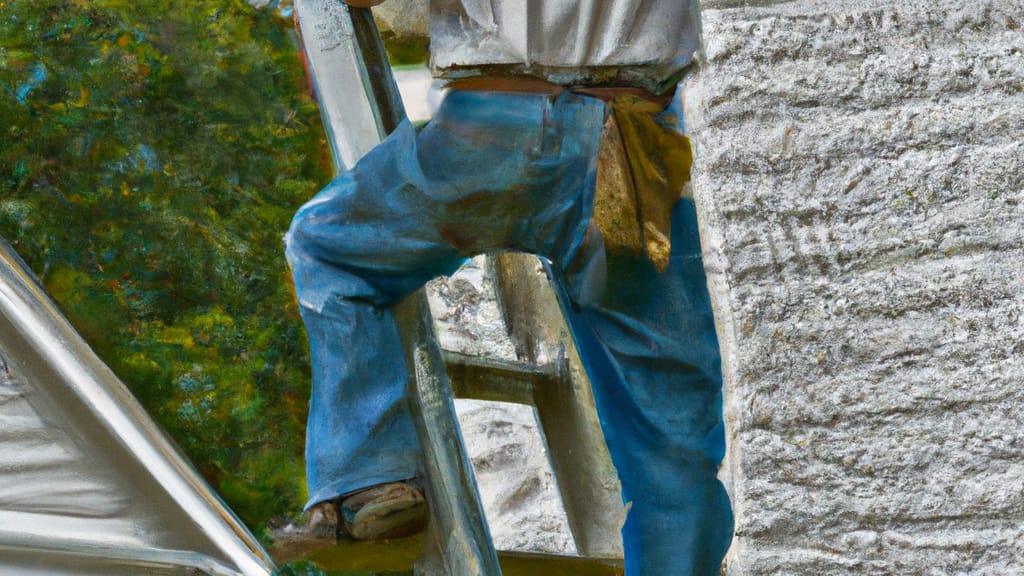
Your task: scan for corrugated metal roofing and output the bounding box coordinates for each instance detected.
[0,239,274,576]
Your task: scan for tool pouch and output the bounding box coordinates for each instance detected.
[592,95,693,272]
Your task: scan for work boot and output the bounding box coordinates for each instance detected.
[340,482,427,540]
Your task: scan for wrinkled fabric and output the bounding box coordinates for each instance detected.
[429,0,701,92]
[284,89,732,575]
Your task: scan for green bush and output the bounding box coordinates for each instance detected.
[0,0,331,539]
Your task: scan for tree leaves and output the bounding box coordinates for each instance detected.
[0,0,331,537]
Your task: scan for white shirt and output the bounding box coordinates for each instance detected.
[427,0,701,92]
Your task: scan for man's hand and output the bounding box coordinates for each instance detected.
[343,0,386,7]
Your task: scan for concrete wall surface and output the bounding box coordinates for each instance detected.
[686,0,1024,573]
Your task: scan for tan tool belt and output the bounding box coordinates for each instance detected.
[593,95,692,272]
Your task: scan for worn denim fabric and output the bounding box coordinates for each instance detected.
[285,89,733,575]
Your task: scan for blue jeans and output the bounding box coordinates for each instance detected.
[285,89,733,575]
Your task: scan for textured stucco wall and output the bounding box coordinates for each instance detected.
[686,0,1024,573]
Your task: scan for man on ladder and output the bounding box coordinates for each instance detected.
[284,1,734,573]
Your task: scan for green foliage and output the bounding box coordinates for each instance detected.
[0,0,331,537]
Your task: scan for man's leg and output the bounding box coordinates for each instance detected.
[285,120,467,513]
[544,95,734,573]
[285,88,607,523]
[550,198,732,575]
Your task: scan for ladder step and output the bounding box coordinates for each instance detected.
[443,350,560,405]
[303,535,624,575]
[498,551,624,576]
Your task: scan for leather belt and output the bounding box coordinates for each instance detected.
[445,75,674,107]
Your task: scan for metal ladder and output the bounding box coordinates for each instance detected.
[293,3,624,573]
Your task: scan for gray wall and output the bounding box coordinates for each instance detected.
[687,0,1024,573]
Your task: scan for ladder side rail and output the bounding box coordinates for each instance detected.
[492,253,626,559]
[293,2,501,574]
[395,294,503,576]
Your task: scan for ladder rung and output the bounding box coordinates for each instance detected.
[303,535,624,575]
[443,350,560,405]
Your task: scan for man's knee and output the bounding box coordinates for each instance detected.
[283,222,318,295]
[284,181,356,272]
[283,205,313,269]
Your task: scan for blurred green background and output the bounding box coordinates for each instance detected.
[1,0,327,545]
